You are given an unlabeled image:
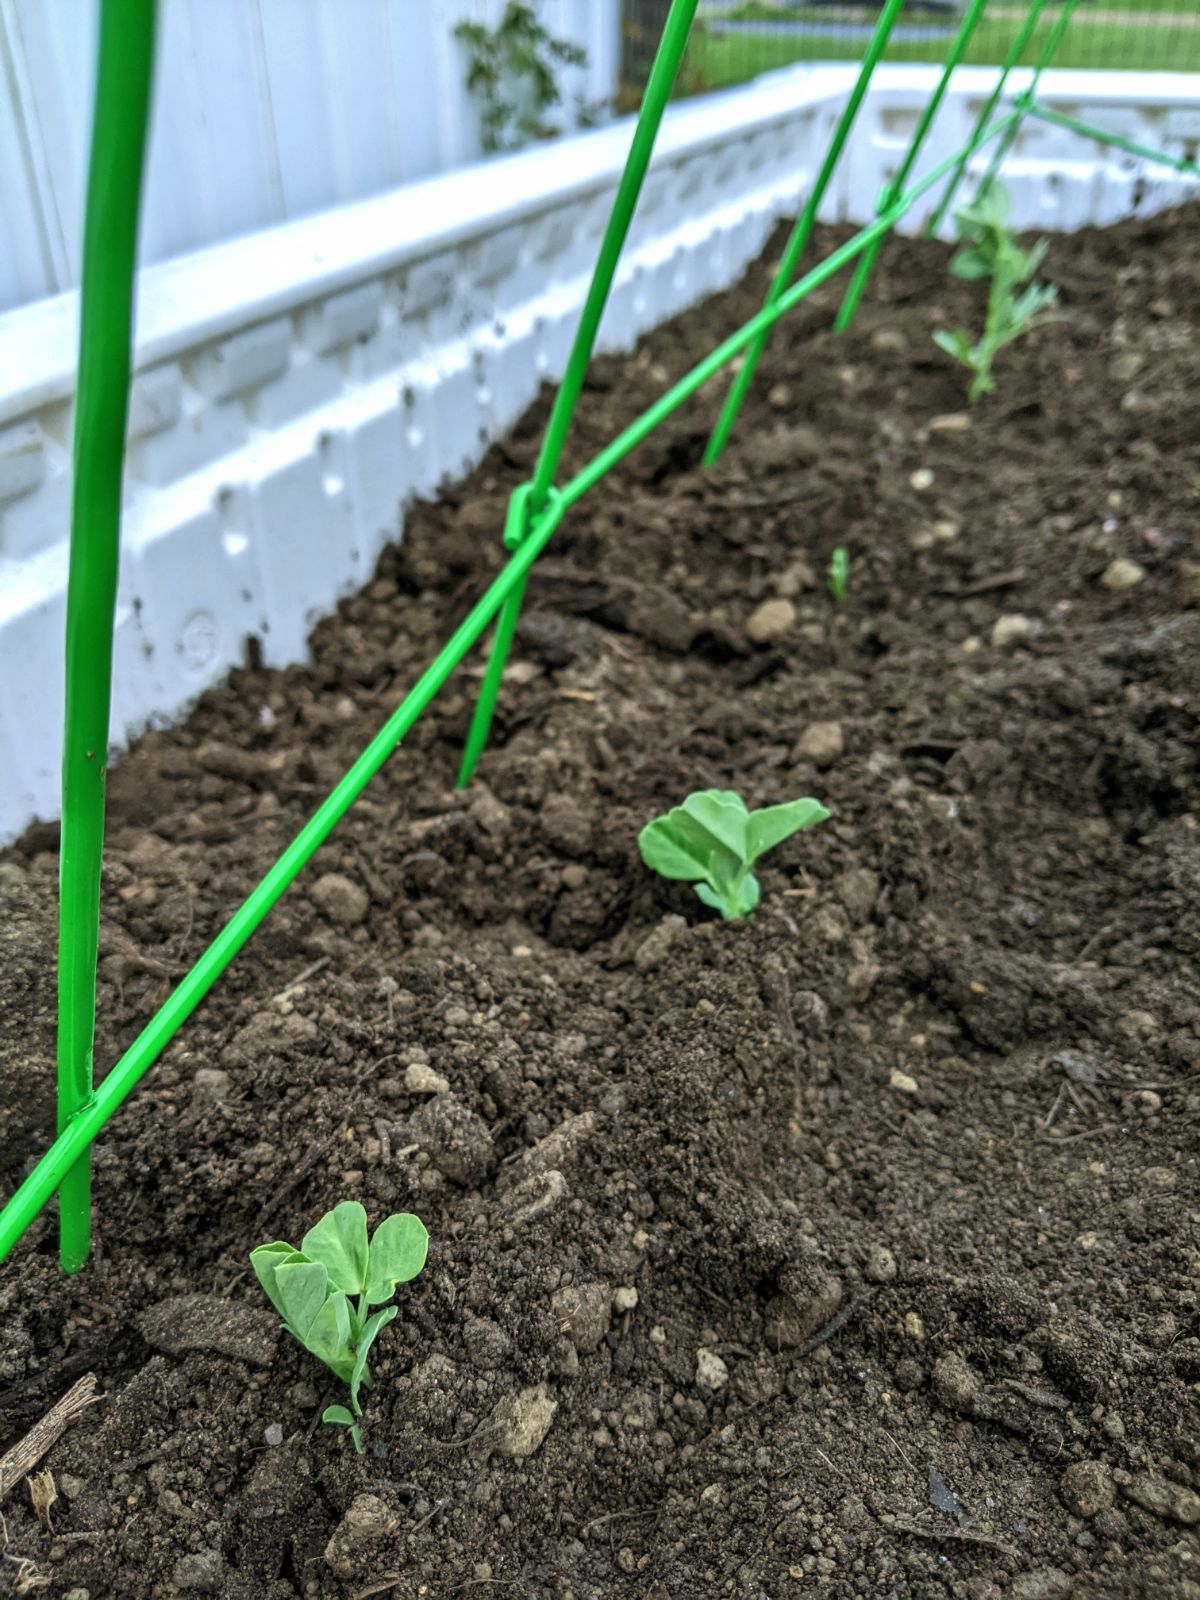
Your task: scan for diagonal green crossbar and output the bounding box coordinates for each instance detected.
[701,0,908,466]
[833,0,991,334]
[56,0,157,1271]
[1024,101,1200,180]
[456,0,699,788]
[925,0,1047,240]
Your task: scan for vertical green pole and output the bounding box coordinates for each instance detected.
[926,0,1046,239]
[703,0,907,466]
[976,0,1078,199]
[457,0,699,788]
[833,0,991,334]
[57,0,157,1272]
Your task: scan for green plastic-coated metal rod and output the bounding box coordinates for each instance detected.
[833,0,991,334]
[457,0,699,787]
[702,0,907,467]
[1024,101,1200,178]
[56,0,157,1273]
[976,0,1078,197]
[926,0,1046,239]
[0,108,1019,1270]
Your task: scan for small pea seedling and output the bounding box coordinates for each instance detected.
[828,547,851,602]
[639,790,828,920]
[252,1202,428,1451]
[933,182,1058,404]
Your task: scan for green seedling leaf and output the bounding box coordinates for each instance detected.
[252,1204,429,1456]
[827,547,851,603]
[365,1213,430,1306]
[250,1242,307,1321]
[948,247,990,281]
[301,1200,369,1295]
[322,1405,362,1454]
[640,790,827,920]
[350,1306,399,1410]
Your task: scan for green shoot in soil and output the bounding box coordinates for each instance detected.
[933,182,1059,404]
[640,790,829,920]
[252,1202,428,1451]
[828,547,851,602]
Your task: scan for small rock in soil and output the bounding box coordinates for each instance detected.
[409,1095,494,1186]
[553,1281,611,1352]
[794,721,844,767]
[139,1294,278,1367]
[1010,1569,1073,1600]
[191,1067,230,1104]
[889,1068,919,1095]
[172,1551,225,1594]
[1101,557,1146,591]
[865,1244,898,1284]
[310,871,369,925]
[1118,1470,1200,1524]
[1061,1459,1115,1518]
[933,1351,980,1413]
[635,914,688,972]
[614,1285,639,1313]
[405,1061,450,1095]
[745,598,796,645]
[775,559,816,597]
[324,1494,399,1577]
[489,1383,558,1459]
[464,1316,513,1371]
[992,614,1036,648]
[695,1347,729,1391]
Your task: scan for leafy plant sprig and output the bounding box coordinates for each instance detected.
[933,182,1059,404]
[455,2,592,155]
[252,1202,428,1452]
[828,547,851,602]
[639,790,829,920]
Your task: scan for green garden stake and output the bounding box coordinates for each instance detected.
[1023,102,1200,178]
[457,0,699,787]
[926,0,1047,240]
[975,0,1079,201]
[834,0,991,335]
[703,0,907,466]
[56,0,157,1273]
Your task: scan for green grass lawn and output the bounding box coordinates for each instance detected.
[691,5,1200,82]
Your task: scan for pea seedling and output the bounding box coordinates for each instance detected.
[639,790,828,920]
[828,547,851,602]
[252,1202,428,1451]
[933,182,1058,404]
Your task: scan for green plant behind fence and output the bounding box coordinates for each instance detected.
[1,0,1196,1272]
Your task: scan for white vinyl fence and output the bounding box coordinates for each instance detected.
[0,0,620,314]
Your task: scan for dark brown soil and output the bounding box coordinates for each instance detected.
[2,205,1199,1600]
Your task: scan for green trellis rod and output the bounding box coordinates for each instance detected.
[3,0,1194,1271]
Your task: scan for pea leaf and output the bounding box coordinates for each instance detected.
[302,1200,369,1295]
[304,1291,353,1376]
[747,798,830,860]
[350,1306,399,1409]
[250,1241,306,1321]
[365,1213,430,1306]
[678,790,749,859]
[273,1260,330,1342]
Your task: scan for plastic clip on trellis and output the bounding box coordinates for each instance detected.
[3,0,1197,1273]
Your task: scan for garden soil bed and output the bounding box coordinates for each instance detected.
[2,205,1200,1600]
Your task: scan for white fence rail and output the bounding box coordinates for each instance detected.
[0,0,620,314]
[0,62,1197,842]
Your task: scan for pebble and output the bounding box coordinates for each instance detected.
[489,1384,558,1459]
[553,1281,612,1352]
[614,1286,639,1313]
[1118,1471,1200,1525]
[310,872,369,926]
[1100,557,1146,591]
[405,1061,450,1095]
[324,1495,400,1576]
[171,1551,225,1593]
[775,559,817,597]
[932,1351,979,1413]
[138,1294,278,1367]
[745,598,797,644]
[794,721,844,768]
[695,1348,730,1391]
[889,1068,919,1096]
[635,914,688,972]
[191,1067,230,1104]
[928,413,970,434]
[910,467,935,491]
[1061,1459,1115,1518]
[992,613,1035,648]
[865,1244,898,1284]
[263,1422,283,1448]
